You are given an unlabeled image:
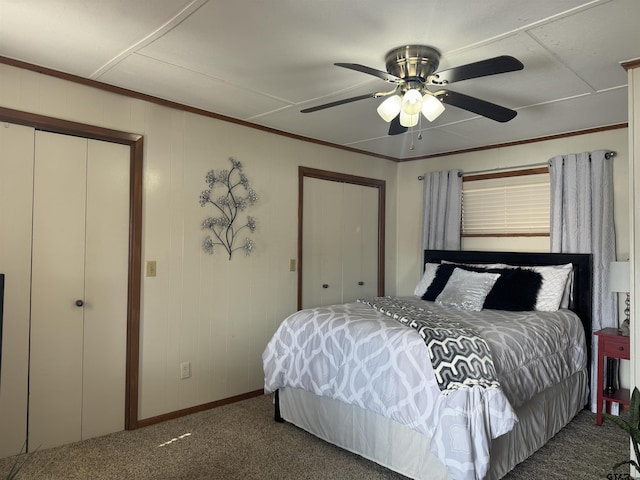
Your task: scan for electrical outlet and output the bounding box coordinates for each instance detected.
[146,260,157,277]
[289,259,296,272]
[180,361,191,379]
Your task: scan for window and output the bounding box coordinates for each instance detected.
[462,167,550,237]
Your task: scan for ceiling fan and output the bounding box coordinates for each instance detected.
[301,45,524,135]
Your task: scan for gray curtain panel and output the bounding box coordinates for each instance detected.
[421,170,463,250]
[549,149,616,410]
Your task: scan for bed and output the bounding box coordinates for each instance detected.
[263,250,592,480]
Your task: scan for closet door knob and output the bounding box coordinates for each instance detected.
[322,284,329,289]
[75,299,84,307]
[358,281,364,286]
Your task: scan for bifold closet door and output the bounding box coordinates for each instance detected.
[302,177,379,309]
[29,131,129,450]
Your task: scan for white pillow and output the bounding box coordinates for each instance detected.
[525,264,573,312]
[435,268,501,311]
[414,262,440,296]
[559,269,574,309]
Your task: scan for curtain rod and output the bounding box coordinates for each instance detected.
[544,150,617,166]
[417,151,616,180]
[417,162,544,180]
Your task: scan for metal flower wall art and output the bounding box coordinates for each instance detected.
[200,157,258,260]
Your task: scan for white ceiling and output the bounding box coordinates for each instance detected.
[0,0,638,160]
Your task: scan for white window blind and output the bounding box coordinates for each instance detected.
[462,171,550,236]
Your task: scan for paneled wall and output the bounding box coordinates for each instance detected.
[0,63,398,422]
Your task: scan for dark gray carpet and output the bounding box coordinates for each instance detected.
[0,394,630,480]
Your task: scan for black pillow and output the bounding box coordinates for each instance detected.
[421,263,543,311]
[482,268,542,311]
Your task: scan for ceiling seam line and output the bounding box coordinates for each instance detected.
[89,0,209,80]
[444,0,609,57]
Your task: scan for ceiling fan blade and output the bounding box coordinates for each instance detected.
[435,89,517,122]
[388,116,408,135]
[432,56,524,84]
[301,86,400,113]
[335,63,403,84]
[300,93,378,113]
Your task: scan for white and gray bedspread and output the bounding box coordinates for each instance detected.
[262,296,587,480]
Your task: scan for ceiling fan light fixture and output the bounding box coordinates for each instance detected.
[399,110,419,127]
[376,95,402,122]
[401,88,423,115]
[421,93,445,121]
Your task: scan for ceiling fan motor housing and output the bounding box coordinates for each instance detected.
[384,45,441,83]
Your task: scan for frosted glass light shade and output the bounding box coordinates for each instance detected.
[399,110,419,127]
[421,94,445,121]
[376,95,402,122]
[401,89,423,115]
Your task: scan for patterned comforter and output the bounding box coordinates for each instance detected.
[359,296,501,394]
[262,296,587,480]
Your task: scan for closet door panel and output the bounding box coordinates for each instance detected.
[319,180,344,306]
[302,177,344,308]
[341,183,363,303]
[29,132,87,449]
[358,184,379,299]
[81,140,129,440]
[340,183,379,303]
[0,123,35,458]
[302,177,323,308]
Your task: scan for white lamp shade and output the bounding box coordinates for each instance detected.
[401,89,423,115]
[376,95,402,122]
[609,261,630,293]
[421,94,445,122]
[399,110,419,127]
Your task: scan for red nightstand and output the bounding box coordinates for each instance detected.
[595,327,630,425]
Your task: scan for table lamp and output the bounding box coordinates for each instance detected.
[610,261,630,336]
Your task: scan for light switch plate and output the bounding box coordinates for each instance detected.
[180,362,191,379]
[146,260,157,277]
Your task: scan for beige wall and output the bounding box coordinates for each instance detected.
[0,63,397,423]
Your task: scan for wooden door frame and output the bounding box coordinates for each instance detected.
[298,166,385,310]
[0,106,143,430]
